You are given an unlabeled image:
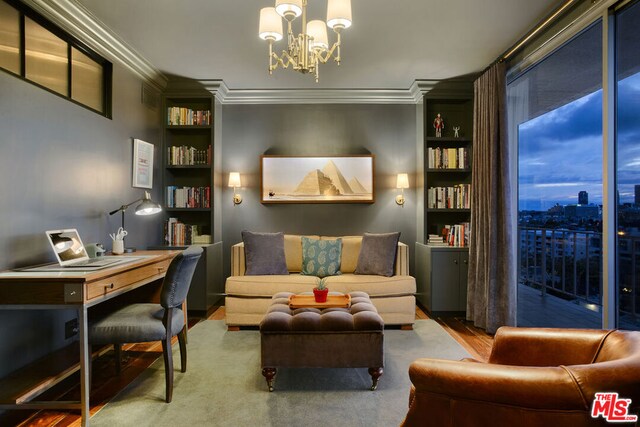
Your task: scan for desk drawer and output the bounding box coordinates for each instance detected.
[86,259,171,301]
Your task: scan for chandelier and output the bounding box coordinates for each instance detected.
[258,0,352,82]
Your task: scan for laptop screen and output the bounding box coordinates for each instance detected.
[45,229,89,265]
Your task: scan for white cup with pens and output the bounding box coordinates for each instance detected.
[110,227,128,255]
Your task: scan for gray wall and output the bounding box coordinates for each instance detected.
[221,104,417,278]
[0,64,163,378]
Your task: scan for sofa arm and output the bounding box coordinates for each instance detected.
[408,358,586,410]
[489,326,611,366]
[395,242,409,276]
[231,242,245,276]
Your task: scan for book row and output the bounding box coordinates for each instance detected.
[427,147,470,169]
[167,107,211,126]
[427,222,470,248]
[167,145,211,166]
[164,218,211,246]
[166,186,211,208]
[427,184,471,209]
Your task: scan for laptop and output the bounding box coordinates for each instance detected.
[45,229,123,268]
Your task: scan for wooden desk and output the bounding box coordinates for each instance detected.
[0,250,180,427]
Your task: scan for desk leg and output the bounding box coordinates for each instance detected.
[78,306,90,426]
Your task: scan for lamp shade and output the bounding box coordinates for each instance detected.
[275,0,303,19]
[259,7,283,41]
[327,0,352,29]
[307,20,329,51]
[228,172,242,188]
[134,191,162,216]
[396,173,409,189]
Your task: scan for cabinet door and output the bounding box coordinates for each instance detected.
[431,251,461,311]
[458,251,469,311]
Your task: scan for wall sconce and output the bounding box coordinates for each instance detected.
[228,172,242,205]
[396,173,409,206]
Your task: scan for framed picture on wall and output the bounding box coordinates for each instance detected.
[132,138,154,189]
[261,155,375,204]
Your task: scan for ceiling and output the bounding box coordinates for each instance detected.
[77,0,561,90]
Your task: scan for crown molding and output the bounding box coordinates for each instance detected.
[23,0,167,90]
[199,80,436,105]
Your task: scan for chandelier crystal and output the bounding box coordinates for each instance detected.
[258,0,352,82]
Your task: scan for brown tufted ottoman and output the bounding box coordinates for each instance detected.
[259,291,384,392]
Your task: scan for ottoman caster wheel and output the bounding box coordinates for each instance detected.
[262,367,277,392]
[368,367,383,391]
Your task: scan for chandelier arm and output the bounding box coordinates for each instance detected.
[270,50,298,71]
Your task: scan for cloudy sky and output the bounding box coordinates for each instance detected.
[517,72,640,212]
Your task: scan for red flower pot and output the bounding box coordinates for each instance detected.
[313,288,329,303]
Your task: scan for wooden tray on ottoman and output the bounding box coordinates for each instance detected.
[288,294,351,309]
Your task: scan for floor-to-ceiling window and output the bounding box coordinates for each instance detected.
[616,1,640,330]
[509,22,604,328]
[509,0,640,331]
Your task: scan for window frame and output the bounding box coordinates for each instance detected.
[0,0,112,118]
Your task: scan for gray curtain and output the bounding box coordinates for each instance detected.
[466,62,516,334]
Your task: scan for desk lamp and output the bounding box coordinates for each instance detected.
[109,191,162,252]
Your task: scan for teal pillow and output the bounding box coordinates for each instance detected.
[301,237,342,278]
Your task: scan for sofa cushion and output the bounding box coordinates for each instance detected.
[226,274,319,297]
[242,231,289,275]
[284,235,319,273]
[320,236,362,273]
[323,274,416,297]
[301,236,342,278]
[355,232,401,277]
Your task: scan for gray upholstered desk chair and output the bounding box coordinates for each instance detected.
[89,246,203,403]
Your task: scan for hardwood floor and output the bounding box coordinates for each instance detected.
[2,306,492,426]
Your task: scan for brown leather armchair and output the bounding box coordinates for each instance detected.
[401,327,640,427]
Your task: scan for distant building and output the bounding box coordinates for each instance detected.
[635,185,640,206]
[564,204,599,218]
[578,191,588,205]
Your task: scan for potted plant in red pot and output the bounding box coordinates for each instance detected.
[313,278,329,303]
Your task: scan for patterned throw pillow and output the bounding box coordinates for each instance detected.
[301,237,342,278]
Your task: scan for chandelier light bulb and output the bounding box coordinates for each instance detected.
[307,20,329,51]
[275,0,303,21]
[327,0,352,29]
[259,7,283,41]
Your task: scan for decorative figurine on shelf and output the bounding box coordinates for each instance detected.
[433,114,444,137]
[453,126,460,138]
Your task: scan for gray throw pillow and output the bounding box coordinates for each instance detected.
[354,232,401,277]
[241,231,289,275]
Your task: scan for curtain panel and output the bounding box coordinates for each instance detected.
[467,62,516,334]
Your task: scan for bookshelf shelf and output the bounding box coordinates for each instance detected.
[426,137,471,143]
[426,208,471,213]
[426,169,471,173]
[163,94,214,247]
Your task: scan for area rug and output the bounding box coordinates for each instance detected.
[91,320,470,427]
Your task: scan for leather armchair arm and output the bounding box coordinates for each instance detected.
[489,326,611,366]
[409,358,587,410]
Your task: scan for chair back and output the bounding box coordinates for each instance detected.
[161,246,204,309]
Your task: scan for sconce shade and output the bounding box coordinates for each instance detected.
[396,173,409,189]
[135,191,162,216]
[228,172,242,188]
[327,0,352,29]
[275,0,303,19]
[259,7,283,41]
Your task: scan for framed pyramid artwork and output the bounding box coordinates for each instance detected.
[261,155,375,204]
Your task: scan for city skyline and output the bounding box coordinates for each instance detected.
[517,71,640,212]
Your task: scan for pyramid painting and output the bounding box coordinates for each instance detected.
[262,156,374,203]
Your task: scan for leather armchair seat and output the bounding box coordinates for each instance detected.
[401,327,640,427]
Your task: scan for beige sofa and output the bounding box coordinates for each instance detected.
[225,235,416,327]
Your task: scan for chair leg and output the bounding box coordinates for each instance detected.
[178,326,187,373]
[114,343,122,374]
[161,337,174,403]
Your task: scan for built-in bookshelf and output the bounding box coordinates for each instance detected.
[162,95,213,247]
[424,91,473,248]
[417,85,474,316]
